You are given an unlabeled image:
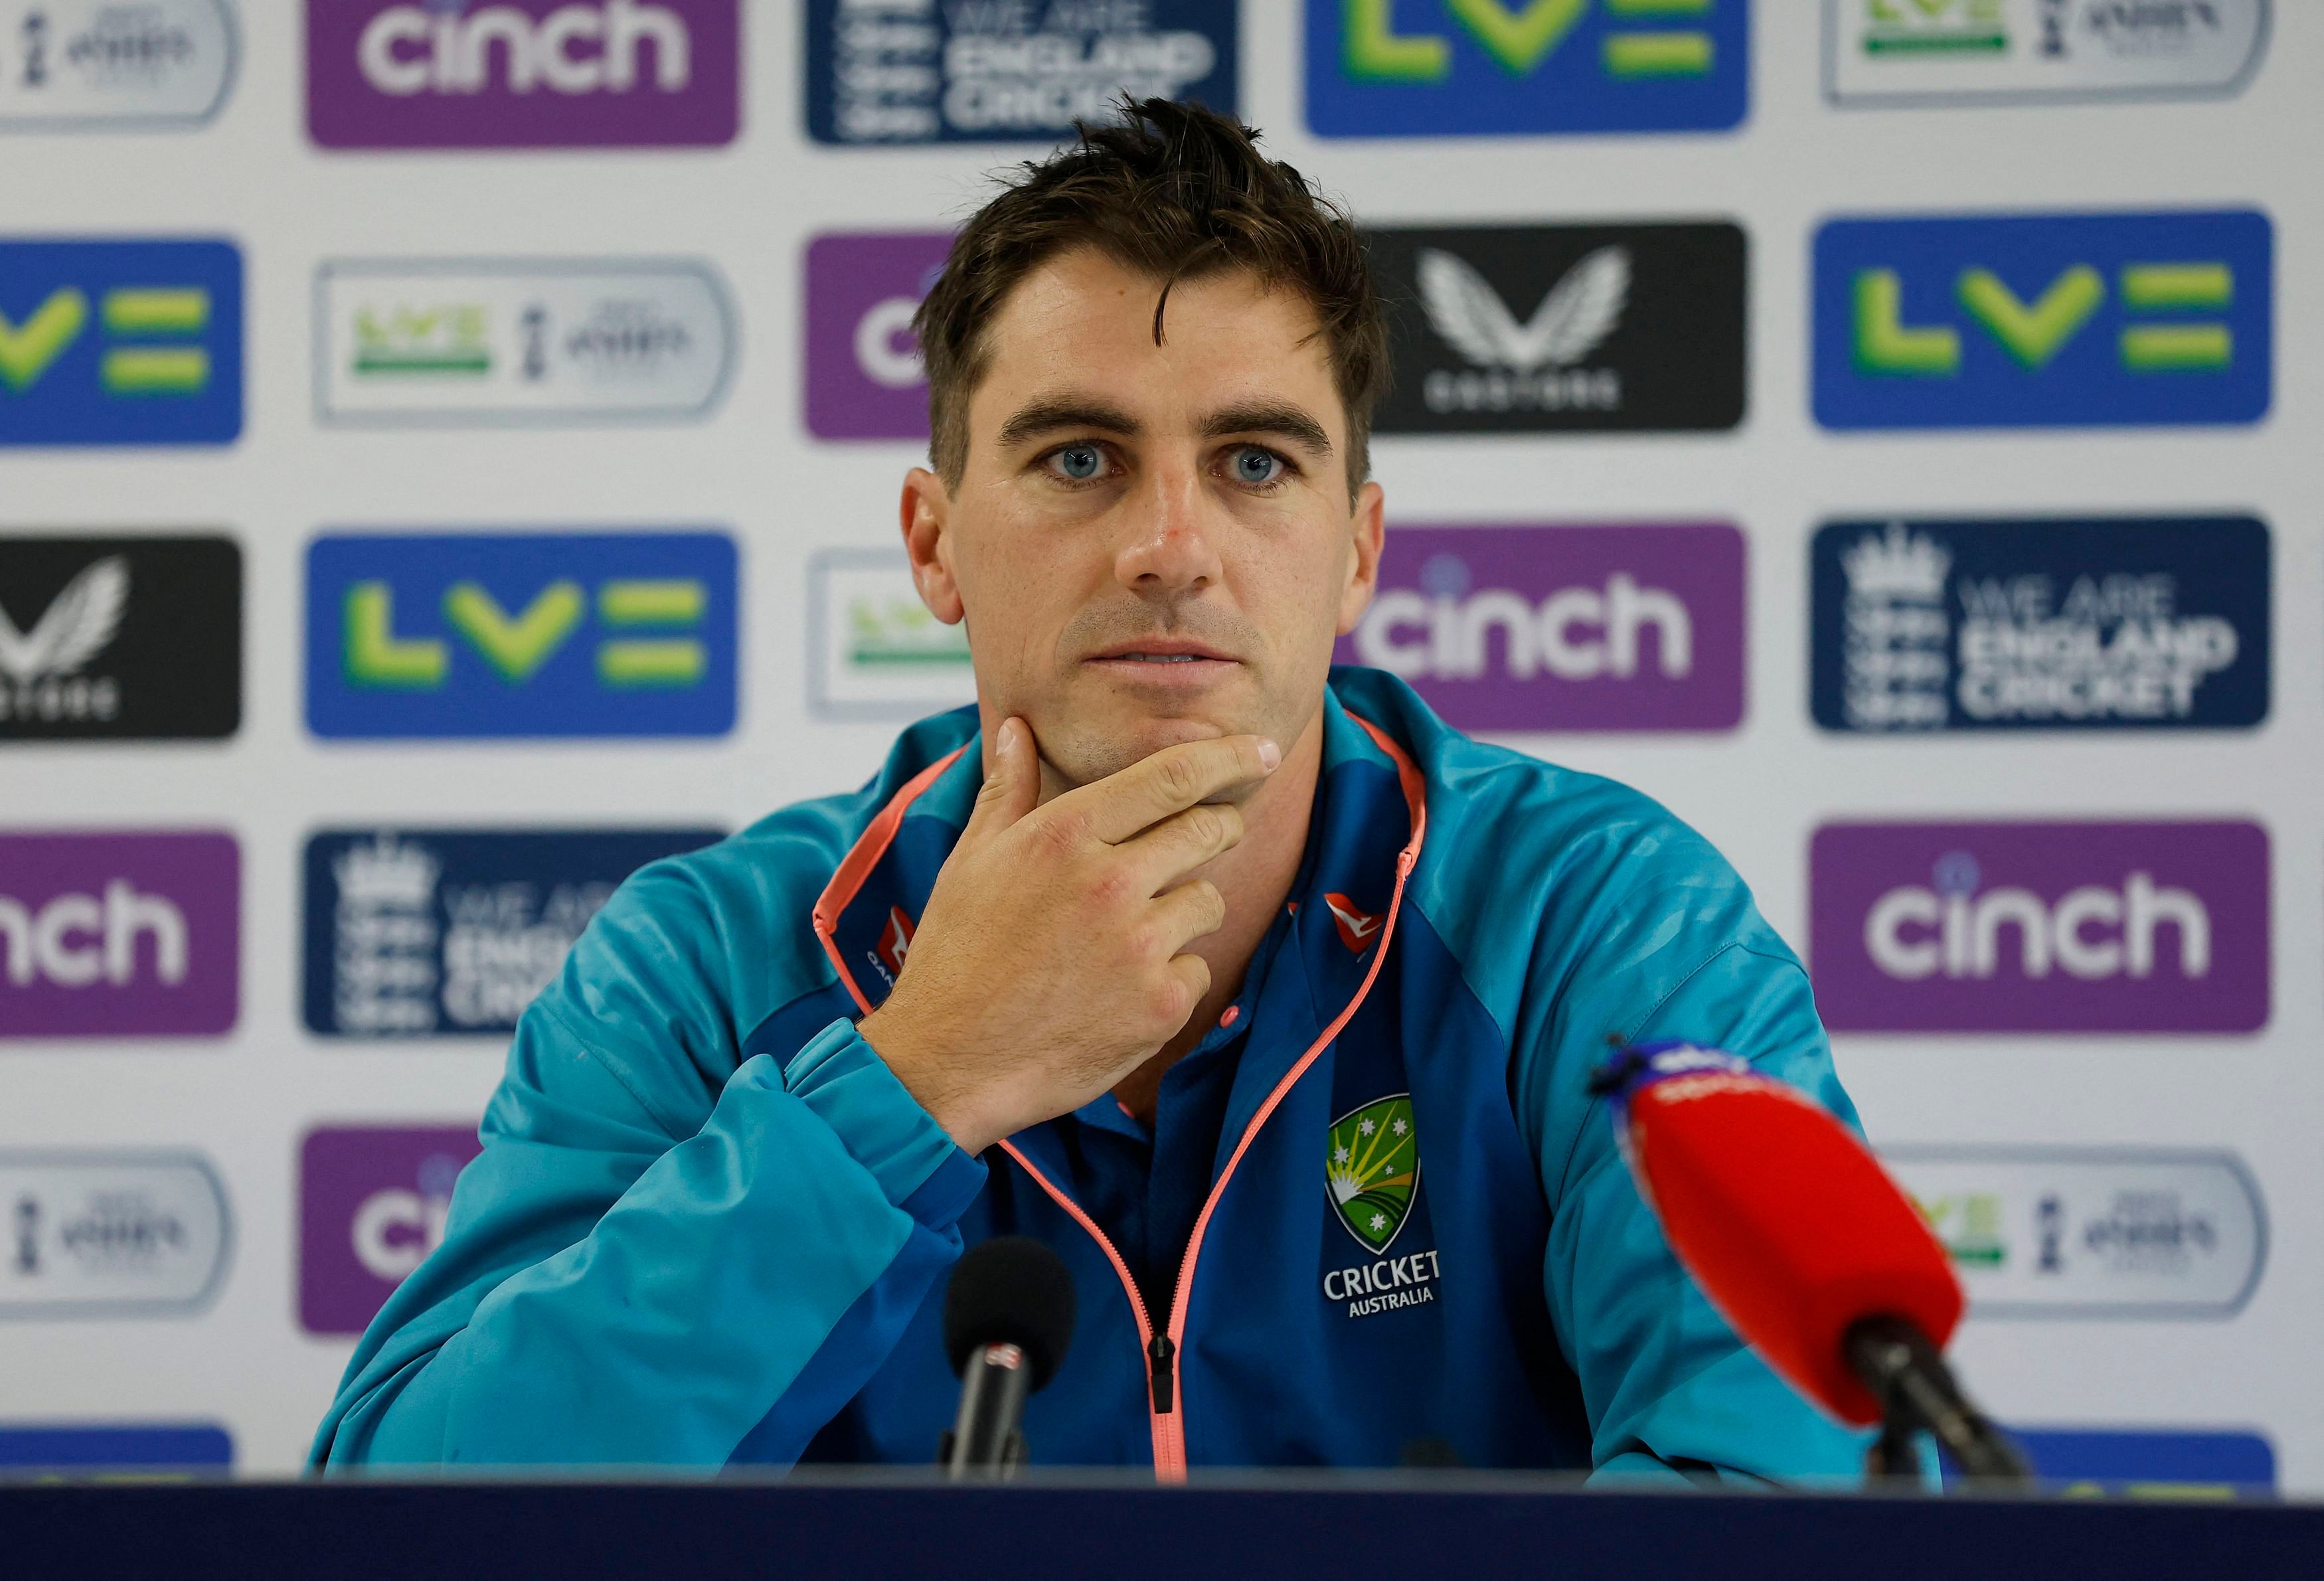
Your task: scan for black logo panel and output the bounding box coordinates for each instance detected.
[0,535,241,740]
[1367,222,1746,434]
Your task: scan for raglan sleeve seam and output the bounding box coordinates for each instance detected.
[1544,935,1751,1205]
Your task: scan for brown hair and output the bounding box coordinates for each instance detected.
[912,96,1388,495]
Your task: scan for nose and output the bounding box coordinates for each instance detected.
[1112,459,1223,596]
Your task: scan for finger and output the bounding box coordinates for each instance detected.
[1117,801,1244,894]
[1158,952,1213,1032]
[958,716,1040,851]
[1070,734,1281,845]
[1148,878,1228,956]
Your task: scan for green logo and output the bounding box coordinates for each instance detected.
[847,594,969,669]
[1861,0,2007,58]
[353,301,492,378]
[1914,1189,2007,1269]
[1327,1094,1420,1252]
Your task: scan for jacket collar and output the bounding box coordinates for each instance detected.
[813,679,1432,1162]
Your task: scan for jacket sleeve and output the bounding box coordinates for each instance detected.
[309,864,985,1471]
[1515,914,1872,1489]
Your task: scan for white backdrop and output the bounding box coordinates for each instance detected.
[3,1,2320,1484]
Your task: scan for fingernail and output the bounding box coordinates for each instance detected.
[1257,738,1281,771]
[996,720,1017,756]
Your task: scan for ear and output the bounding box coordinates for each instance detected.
[1335,479,1385,636]
[900,466,965,625]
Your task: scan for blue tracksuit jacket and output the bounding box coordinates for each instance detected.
[312,667,1868,1481]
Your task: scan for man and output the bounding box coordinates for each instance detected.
[314,100,1865,1481]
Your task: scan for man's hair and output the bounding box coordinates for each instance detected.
[912,96,1388,496]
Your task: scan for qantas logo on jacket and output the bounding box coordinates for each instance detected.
[871,905,915,985]
[1323,892,1382,954]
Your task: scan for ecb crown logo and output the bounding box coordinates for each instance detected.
[1814,210,2272,429]
[305,531,737,738]
[0,240,242,447]
[1307,0,1748,137]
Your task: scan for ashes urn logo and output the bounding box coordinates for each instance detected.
[1327,1094,1419,1253]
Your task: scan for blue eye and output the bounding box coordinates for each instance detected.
[1054,444,1103,481]
[1231,447,1284,485]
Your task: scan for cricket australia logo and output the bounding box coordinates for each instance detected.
[1327,1094,1420,1252]
[1322,1092,1441,1317]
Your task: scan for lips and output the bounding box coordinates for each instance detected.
[1086,639,1237,665]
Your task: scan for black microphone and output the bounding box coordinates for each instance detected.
[939,1236,1076,1479]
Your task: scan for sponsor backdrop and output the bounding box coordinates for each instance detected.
[0,1,2319,1493]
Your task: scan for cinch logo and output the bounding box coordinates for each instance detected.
[1366,223,1746,435]
[0,535,242,741]
[803,232,952,440]
[307,1,739,149]
[0,832,236,1038]
[1885,1146,2265,1319]
[1813,209,2272,430]
[1307,0,1747,138]
[301,827,720,1037]
[316,260,734,424]
[304,531,737,739]
[807,549,974,720]
[298,1126,481,1336]
[1810,515,2269,734]
[805,0,1236,145]
[1335,523,1742,732]
[1825,0,2270,108]
[0,0,238,129]
[0,239,241,447]
[0,1150,232,1316]
[1809,821,2268,1033]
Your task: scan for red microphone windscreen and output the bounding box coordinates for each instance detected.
[1604,1045,1963,1426]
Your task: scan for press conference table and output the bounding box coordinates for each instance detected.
[9,1473,2321,1581]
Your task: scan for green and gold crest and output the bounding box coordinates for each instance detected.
[1327,1094,1420,1252]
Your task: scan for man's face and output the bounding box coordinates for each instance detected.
[900,247,1384,790]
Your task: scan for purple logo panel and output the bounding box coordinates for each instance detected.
[1333,523,1744,732]
[1810,821,2269,1034]
[298,1125,483,1336]
[804,231,952,440]
[307,1,740,149]
[0,832,238,1039]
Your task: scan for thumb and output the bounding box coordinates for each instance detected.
[961,716,1040,846]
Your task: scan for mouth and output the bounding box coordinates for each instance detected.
[1083,638,1241,685]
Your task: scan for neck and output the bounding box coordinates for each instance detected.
[1101,708,1325,1125]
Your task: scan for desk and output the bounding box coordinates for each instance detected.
[7,1475,2319,1581]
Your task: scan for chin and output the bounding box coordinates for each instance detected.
[1040,709,1239,787]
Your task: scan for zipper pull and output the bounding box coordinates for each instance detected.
[1147,1333,1176,1414]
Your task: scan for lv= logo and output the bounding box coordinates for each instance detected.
[0,286,214,395]
[343,577,708,689]
[1857,260,2234,374]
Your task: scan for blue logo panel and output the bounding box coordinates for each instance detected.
[0,1424,233,1470]
[1304,0,1748,139]
[1811,517,2270,733]
[1813,209,2272,430]
[302,827,724,1037]
[1944,1428,2276,1496]
[0,238,243,446]
[305,532,738,739]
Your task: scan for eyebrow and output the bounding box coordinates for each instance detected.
[1203,402,1334,460]
[993,394,1335,459]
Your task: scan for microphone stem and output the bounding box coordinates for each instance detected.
[1844,1315,2031,1486]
